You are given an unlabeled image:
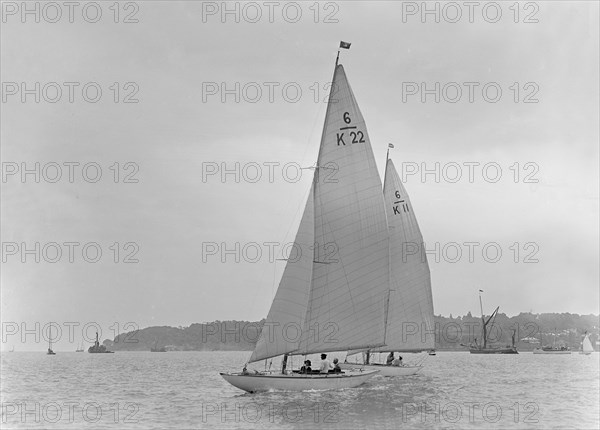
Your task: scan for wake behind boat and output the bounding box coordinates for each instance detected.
[342,361,424,377]
[220,42,390,392]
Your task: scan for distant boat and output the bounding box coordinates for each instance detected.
[428,350,436,356]
[533,328,571,354]
[76,341,84,352]
[580,332,593,355]
[467,291,518,354]
[9,346,15,353]
[47,327,56,355]
[88,332,114,353]
[150,340,166,352]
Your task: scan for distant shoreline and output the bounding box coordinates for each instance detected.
[103,312,599,352]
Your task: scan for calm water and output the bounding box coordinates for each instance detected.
[1,351,598,429]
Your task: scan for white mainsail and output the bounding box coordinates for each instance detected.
[249,63,390,362]
[371,159,435,352]
[297,64,390,355]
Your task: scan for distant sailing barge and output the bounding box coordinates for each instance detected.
[467,291,518,354]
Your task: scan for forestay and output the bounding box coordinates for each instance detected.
[249,186,315,363]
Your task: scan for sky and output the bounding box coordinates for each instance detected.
[1,1,599,350]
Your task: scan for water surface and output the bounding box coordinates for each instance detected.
[1,351,598,429]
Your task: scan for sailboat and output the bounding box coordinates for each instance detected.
[220,43,391,392]
[47,327,56,355]
[150,339,166,352]
[467,291,517,354]
[533,328,571,354]
[342,154,435,376]
[580,332,593,355]
[88,332,114,353]
[76,341,84,352]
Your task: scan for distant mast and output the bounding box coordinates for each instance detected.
[479,290,486,348]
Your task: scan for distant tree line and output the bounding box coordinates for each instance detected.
[108,313,598,351]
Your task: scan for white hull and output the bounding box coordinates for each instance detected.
[579,351,592,355]
[220,370,379,393]
[533,348,571,354]
[341,362,423,376]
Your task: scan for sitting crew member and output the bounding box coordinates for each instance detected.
[300,360,312,374]
[332,358,342,373]
[391,356,400,366]
[386,351,395,365]
[319,354,331,373]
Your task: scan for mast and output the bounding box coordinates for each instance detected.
[479,290,485,349]
[383,143,392,188]
[297,43,390,356]
[249,42,389,362]
[281,354,288,374]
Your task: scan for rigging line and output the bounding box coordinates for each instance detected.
[259,97,324,304]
